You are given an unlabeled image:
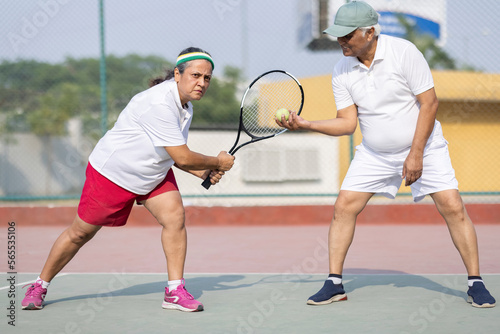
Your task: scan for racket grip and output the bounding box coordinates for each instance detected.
[201,175,212,190]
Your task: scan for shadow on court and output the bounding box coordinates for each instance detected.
[343,269,467,300]
[44,274,249,306]
[1,272,498,333]
[42,270,466,309]
[26,272,468,316]
[44,274,311,305]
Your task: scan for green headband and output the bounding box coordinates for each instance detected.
[176,52,214,70]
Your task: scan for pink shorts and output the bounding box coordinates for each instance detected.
[78,163,179,227]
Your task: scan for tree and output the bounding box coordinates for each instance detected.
[0,55,242,140]
[191,65,242,128]
[397,14,458,70]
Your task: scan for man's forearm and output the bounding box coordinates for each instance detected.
[411,89,439,153]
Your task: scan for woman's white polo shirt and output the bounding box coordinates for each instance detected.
[89,79,192,195]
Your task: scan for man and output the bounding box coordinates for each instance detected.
[277,1,495,308]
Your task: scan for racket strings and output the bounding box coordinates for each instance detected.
[242,73,302,138]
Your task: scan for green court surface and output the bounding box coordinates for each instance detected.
[1,273,499,333]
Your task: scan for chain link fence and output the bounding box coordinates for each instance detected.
[1,0,499,206]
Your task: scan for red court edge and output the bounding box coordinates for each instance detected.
[1,204,498,227]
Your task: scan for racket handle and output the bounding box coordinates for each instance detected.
[201,175,212,190]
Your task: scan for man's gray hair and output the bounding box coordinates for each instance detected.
[359,23,382,36]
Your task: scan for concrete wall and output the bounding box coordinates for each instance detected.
[0,130,340,206]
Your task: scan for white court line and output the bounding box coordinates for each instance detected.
[0,273,69,291]
[1,271,498,291]
[2,272,500,276]
[1,272,308,276]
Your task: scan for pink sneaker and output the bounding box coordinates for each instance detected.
[22,283,47,310]
[162,279,203,312]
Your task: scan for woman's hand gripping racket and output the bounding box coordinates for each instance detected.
[202,70,304,189]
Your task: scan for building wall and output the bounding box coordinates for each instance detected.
[0,131,341,206]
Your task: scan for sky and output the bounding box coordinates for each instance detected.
[1,0,499,81]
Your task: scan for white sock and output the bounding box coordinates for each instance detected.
[468,279,483,287]
[168,279,183,291]
[36,276,50,289]
[327,276,342,285]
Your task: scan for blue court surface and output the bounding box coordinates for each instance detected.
[1,272,499,333]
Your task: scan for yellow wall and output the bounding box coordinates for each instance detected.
[439,101,500,192]
[298,72,500,193]
[299,75,336,122]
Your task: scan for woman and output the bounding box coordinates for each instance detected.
[22,47,234,312]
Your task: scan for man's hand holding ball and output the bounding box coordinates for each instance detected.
[275,108,290,122]
[275,108,308,132]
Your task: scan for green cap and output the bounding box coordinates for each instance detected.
[323,1,378,37]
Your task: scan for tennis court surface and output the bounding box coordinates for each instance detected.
[1,223,499,333]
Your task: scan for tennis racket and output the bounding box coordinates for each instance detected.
[202,69,304,189]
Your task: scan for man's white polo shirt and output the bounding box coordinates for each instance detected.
[331,34,444,154]
[89,79,192,195]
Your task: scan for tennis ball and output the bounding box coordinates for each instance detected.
[275,108,290,121]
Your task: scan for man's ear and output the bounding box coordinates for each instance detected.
[367,27,376,41]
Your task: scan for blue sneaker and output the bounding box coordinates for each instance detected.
[467,282,496,308]
[307,280,347,305]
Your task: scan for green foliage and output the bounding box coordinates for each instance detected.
[27,83,80,136]
[0,55,242,138]
[191,65,242,127]
[396,14,474,71]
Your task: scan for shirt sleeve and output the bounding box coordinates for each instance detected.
[331,61,355,110]
[138,104,186,147]
[400,43,434,96]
